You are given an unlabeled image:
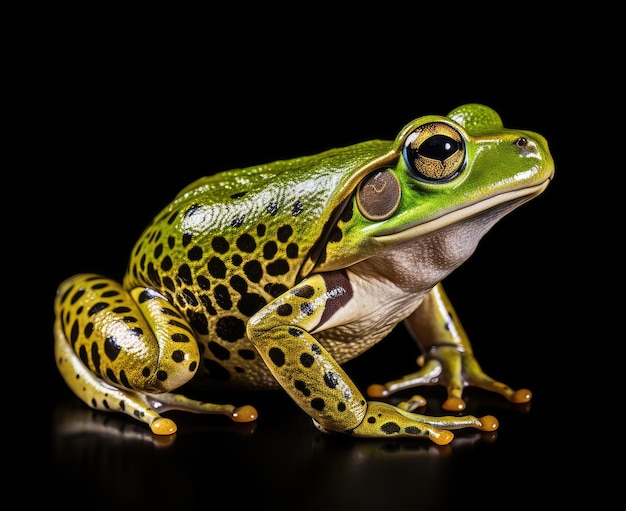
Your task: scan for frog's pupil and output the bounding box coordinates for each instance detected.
[419,135,458,161]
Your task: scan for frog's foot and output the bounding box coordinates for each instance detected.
[146,392,258,434]
[315,401,498,445]
[366,346,531,412]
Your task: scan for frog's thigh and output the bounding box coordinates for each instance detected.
[247,272,368,433]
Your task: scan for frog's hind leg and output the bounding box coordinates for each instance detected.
[55,317,257,434]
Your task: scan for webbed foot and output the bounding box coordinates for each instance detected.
[367,345,531,411]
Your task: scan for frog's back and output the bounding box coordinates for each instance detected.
[122,140,391,388]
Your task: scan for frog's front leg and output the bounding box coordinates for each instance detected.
[367,283,532,411]
[247,272,497,445]
[54,274,257,434]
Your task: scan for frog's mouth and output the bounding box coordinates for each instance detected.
[373,179,551,245]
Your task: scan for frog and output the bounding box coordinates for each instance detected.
[54,103,554,445]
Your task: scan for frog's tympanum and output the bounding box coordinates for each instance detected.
[54,104,554,444]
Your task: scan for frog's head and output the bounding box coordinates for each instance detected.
[312,103,554,277]
[356,103,554,242]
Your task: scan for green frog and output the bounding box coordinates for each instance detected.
[54,104,554,445]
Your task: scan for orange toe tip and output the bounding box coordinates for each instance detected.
[151,417,177,435]
[231,405,258,423]
[430,429,454,445]
[511,389,532,403]
[366,384,389,398]
[442,396,466,411]
[479,415,499,431]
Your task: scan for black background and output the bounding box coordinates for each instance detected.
[12,13,600,511]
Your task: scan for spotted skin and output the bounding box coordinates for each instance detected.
[54,104,554,442]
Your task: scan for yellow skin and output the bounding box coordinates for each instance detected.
[54,104,554,445]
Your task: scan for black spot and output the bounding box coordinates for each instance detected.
[294,285,315,299]
[277,304,292,316]
[189,308,210,333]
[71,288,85,304]
[405,426,422,435]
[104,336,121,361]
[312,344,322,354]
[106,368,118,384]
[236,233,257,253]
[277,225,293,242]
[199,296,217,317]
[172,333,190,343]
[288,327,302,337]
[113,306,131,313]
[157,370,168,381]
[142,367,150,377]
[147,262,162,287]
[102,290,120,298]
[267,259,289,276]
[286,243,299,258]
[257,224,266,236]
[208,257,227,279]
[188,246,203,261]
[88,302,108,316]
[324,371,339,389]
[238,349,256,360]
[79,344,88,367]
[154,244,163,259]
[120,370,131,388]
[381,422,401,435]
[328,226,343,243]
[215,315,246,342]
[91,342,101,373]
[300,302,313,316]
[208,341,231,360]
[197,275,211,290]
[337,402,346,412]
[311,398,325,411]
[230,191,247,199]
[163,276,175,291]
[266,202,279,215]
[70,320,79,345]
[178,264,193,285]
[243,260,263,283]
[168,235,176,249]
[237,293,267,317]
[161,256,173,271]
[84,322,93,339]
[212,236,230,254]
[367,416,376,424]
[182,232,193,247]
[230,275,248,294]
[292,201,304,216]
[231,215,245,227]
[181,288,199,306]
[172,350,185,362]
[268,347,285,367]
[263,241,278,260]
[294,380,311,396]
[231,254,242,266]
[265,283,288,297]
[214,284,232,310]
[300,352,314,367]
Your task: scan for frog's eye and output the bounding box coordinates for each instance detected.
[403,122,466,182]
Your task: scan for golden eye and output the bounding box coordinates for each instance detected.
[403,122,466,182]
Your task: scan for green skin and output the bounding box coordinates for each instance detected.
[54,104,554,445]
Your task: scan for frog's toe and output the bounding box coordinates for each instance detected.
[231,405,259,423]
[366,383,391,398]
[429,429,455,445]
[477,415,499,431]
[442,396,466,411]
[510,388,532,404]
[150,417,177,435]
